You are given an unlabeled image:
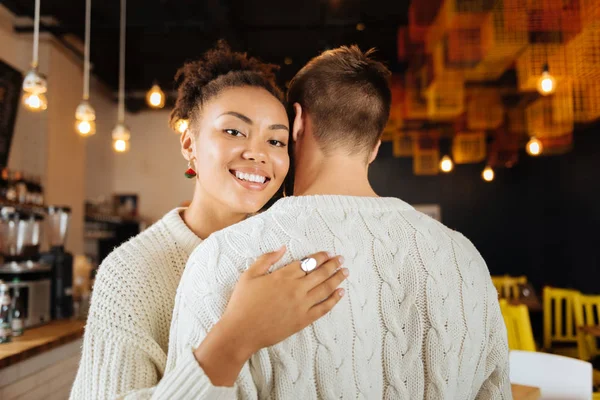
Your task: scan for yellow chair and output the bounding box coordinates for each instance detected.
[543,287,580,357]
[500,299,536,352]
[573,293,600,361]
[492,275,527,300]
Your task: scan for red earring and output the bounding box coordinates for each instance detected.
[184,160,197,179]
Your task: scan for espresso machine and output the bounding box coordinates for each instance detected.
[0,208,52,327]
[40,206,73,320]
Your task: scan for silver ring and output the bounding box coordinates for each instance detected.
[300,257,318,275]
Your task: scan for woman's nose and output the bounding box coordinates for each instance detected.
[242,143,268,164]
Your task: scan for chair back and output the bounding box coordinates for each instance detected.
[500,299,536,351]
[543,287,580,349]
[573,293,600,361]
[509,350,592,400]
[492,275,527,299]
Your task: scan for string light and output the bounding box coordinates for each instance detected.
[439,155,454,173]
[112,0,130,153]
[22,0,48,112]
[537,64,556,96]
[482,166,495,182]
[356,22,366,31]
[526,137,543,156]
[75,0,96,137]
[146,83,165,108]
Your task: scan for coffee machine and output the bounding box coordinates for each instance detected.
[0,208,52,327]
[40,206,73,320]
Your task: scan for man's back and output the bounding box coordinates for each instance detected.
[168,196,511,399]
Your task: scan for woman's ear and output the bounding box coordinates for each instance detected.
[292,103,304,143]
[180,126,194,161]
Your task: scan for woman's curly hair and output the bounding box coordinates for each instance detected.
[169,40,284,131]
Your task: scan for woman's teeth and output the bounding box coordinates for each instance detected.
[235,171,267,184]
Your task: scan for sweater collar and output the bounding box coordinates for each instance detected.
[270,195,414,212]
[161,208,203,255]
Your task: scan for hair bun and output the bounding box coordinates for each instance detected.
[170,40,281,130]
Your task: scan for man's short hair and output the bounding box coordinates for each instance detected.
[287,45,392,155]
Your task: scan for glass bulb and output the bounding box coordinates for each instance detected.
[146,84,165,109]
[526,137,543,156]
[22,92,48,112]
[113,138,129,153]
[174,118,189,134]
[440,155,454,173]
[537,71,556,96]
[75,100,96,137]
[112,122,131,153]
[75,119,96,136]
[482,166,495,182]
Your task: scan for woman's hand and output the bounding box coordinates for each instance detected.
[193,246,348,386]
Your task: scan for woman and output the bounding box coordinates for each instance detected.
[70,42,347,399]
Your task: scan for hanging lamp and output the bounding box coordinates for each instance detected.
[22,0,48,112]
[75,0,96,136]
[112,0,130,153]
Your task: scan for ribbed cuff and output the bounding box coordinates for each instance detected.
[152,348,236,399]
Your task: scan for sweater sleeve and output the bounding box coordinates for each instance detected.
[475,291,512,399]
[148,239,260,399]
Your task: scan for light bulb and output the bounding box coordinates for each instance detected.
[174,118,189,134]
[22,68,48,112]
[112,122,131,153]
[113,138,129,152]
[75,119,97,136]
[526,137,543,156]
[22,92,48,111]
[75,100,97,136]
[482,166,495,182]
[537,71,556,96]
[146,84,165,109]
[440,155,454,173]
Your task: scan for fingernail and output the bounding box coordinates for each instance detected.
[327,251,335,259]
[342,268,349,277]
[338,288,345,297]
[339,256,345,265]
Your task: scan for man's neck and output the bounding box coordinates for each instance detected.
[294,155,378,197]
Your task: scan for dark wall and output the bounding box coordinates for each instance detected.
[369,126,600,294]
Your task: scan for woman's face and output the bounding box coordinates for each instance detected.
[186,86,290,215]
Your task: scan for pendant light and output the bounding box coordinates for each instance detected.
[22,0,48,112]
[174,118,189,134]
[526,137,543,156]
[482,165,495,182]
[146,83,165,109]
[439,155,454,173]
[537,64,556,96]
[75,0,96,137]
[112,0,130,153]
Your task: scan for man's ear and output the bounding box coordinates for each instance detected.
[368,139,382,164]
[292,103,304,143]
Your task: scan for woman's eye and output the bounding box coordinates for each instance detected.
[269,140,287,147]
[224,129,244,137]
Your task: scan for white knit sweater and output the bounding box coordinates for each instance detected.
[158,195,511,399]
[70,208,204,399]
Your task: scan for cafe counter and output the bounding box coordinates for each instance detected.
[0,320,85,399]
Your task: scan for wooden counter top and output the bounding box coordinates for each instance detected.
[0,320,85,369]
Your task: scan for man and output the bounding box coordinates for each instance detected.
[159,46,511,399]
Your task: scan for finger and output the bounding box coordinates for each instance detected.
[302,256,344,289]
[278,251,333,278]
[307,288,345,321]
[246,246,286,278]
[307,268,349,305]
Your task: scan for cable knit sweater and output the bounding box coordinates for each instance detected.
[70,208,203,400]
[158,195,511,399]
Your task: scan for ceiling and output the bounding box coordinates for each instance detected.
[3,0,410,112]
